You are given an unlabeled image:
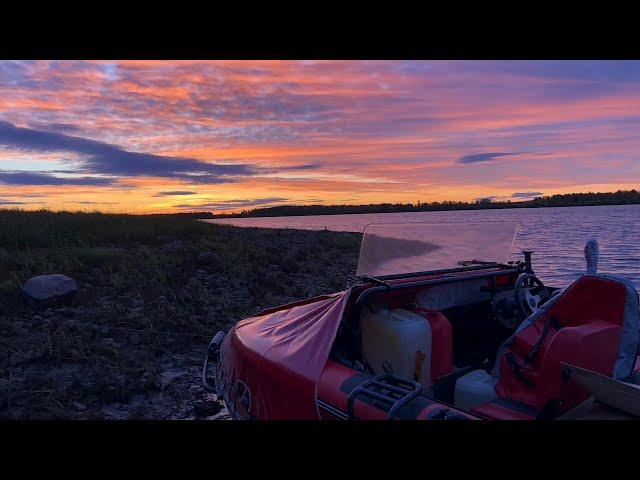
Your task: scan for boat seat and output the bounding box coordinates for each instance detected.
[497,321,621,413]
[455,274,639,417]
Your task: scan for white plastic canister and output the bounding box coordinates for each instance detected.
[361,307,432,389]
[454,369,498,411]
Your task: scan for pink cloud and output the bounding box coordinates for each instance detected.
[1,60,640,212]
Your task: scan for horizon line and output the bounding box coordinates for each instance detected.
[1,188,638,216]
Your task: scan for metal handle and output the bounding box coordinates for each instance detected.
[202,331,225,393]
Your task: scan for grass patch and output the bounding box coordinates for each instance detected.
[0,209,214,249]
[0,209,362,419]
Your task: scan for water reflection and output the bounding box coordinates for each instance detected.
[356,222,518,278]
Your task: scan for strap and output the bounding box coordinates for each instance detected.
[505,351,536,388]
[524,315,561,365]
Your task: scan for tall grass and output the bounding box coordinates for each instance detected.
[0,209,224,307]
[0,209,361,318]
[0,209,214,249]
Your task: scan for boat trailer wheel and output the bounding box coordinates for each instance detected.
[515,273,551,318]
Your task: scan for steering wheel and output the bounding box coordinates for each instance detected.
[514,273,551,318]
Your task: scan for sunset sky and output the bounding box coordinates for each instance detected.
[1,60,639,214]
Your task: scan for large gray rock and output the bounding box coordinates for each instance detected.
[22,274,78,306]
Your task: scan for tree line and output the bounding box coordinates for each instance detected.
[187,189,640,218]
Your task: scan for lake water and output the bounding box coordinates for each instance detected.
[204,204,640,289]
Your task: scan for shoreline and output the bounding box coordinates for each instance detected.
[208,202,640,221]
[0,216,362,419]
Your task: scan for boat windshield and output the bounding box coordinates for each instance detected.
[356,221,520,278]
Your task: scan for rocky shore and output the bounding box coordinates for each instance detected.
[0,218,361,420]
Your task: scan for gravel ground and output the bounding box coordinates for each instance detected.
[0,225,361,419]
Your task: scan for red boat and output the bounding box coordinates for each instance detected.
[203,222,640,420]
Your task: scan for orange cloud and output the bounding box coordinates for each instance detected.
[1,61,640,213]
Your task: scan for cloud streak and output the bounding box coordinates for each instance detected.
[174,197,288,211]
[0,121,258,184]
[0,171,115,186]
[512,191,543,198]
[458,152,517,164]
[63,201,120,205]
[152,191,197,197]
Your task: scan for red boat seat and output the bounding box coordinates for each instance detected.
[477,275,639,417]
[496,321,621,412]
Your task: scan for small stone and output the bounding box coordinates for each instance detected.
[159,368,188,389]
[32,315,43,321]
[163,240,182,252]
[8,354,22,366]
[193,399,221,417]
[55,307,74,318]
[131,297,144,308]
[72,401,87,412]
[197,251,221,267]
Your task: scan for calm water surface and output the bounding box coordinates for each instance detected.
[204,205,640,289]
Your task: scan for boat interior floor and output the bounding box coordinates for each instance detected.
[332,297,515,405]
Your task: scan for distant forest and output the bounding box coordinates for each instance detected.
[187,189,640,218]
